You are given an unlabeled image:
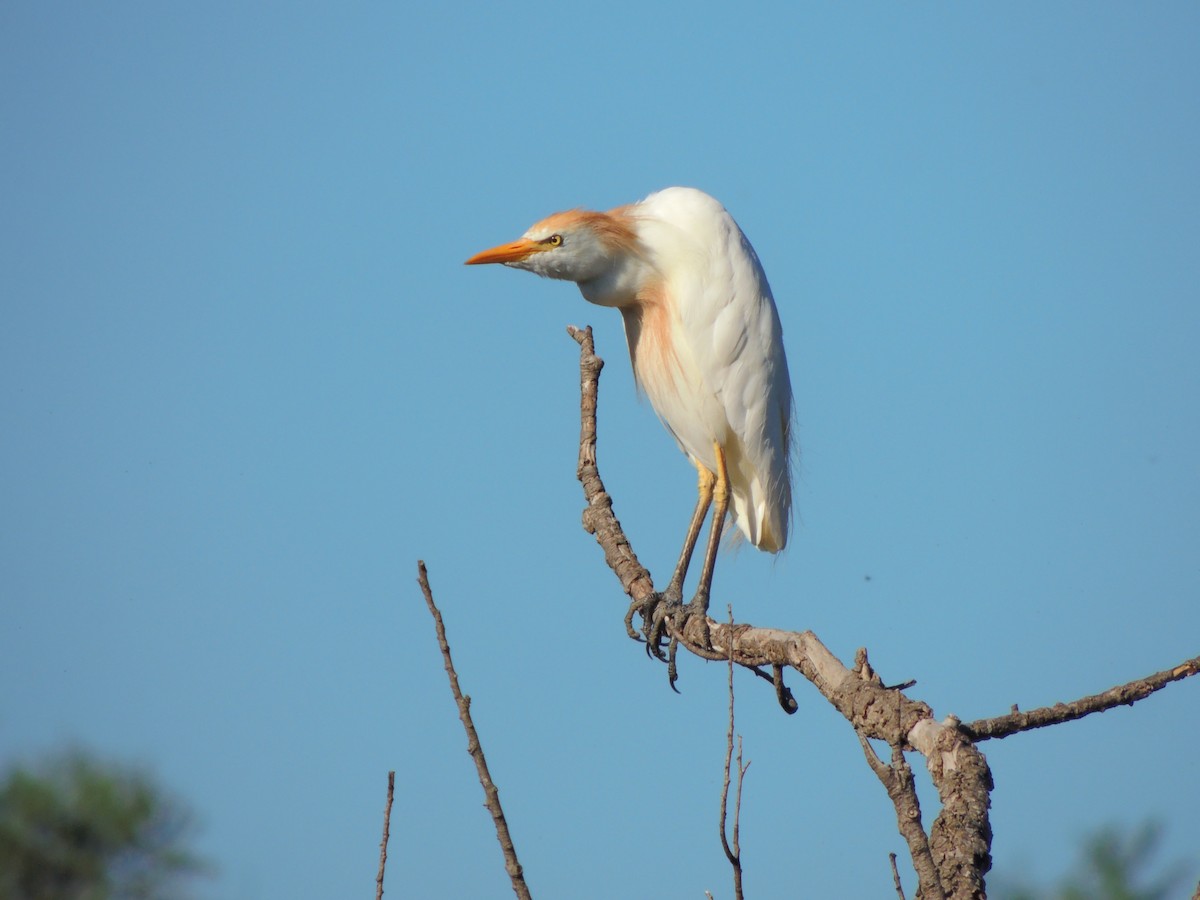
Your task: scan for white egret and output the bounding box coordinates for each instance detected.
[466,186,794,628]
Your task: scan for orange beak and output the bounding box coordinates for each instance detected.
[464,238,541,266]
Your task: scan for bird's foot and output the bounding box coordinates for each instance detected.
[664,597,713,690]
[626,583,714,690]
[627,584,684,661]
[631,589,711,692]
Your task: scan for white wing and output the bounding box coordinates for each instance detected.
[633,188,793,551]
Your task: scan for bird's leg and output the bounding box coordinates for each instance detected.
[690,441,730,618]
[640,463,714,659]
[663,462,716,603]
[658,446,730,690]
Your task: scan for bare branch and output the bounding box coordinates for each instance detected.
[568,328,992,895]
[857,736,944,900]
[889,853,907,900]
[770,664,798,714]
[733,661,799,714]
[376,771,394,900]
[567,325,655,616]
[735,739,748,887]
[925,730,992,900]
[418,561,533,900]
[565,328,1193,900]
[719,606,745,900]
[960,655,1200,741]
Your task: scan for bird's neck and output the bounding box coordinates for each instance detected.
[576,251,653,309]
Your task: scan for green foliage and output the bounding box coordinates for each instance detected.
[0,750,210,900]
[995,821,1193,900]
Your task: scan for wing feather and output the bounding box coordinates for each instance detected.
[634,188,794,551]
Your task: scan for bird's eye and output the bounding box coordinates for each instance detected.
[541,234,563,247]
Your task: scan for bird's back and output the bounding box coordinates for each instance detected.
[622,188,794,552]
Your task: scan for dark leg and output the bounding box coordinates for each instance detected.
[637,461,715,658]
[662,443,728,687]
[661,462,716,603]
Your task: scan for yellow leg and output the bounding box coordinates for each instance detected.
[642,444,728,688]
[691,441,729,614]
[662,461,716,602]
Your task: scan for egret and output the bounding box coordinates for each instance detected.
[466,187,793,635]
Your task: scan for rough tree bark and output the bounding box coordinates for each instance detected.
[565,324,1199,900]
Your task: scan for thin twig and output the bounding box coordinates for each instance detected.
[718,606,745,900]
[735,738,748,890]
[889,852,906,900]
[376,771,394,900]
[960,654,1200,741]
[418,561,533,900]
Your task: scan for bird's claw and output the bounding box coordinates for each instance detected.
[631,586,683,661]
[627,588,711,691]
[665,599,713,690]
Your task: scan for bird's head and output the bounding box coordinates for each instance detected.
[465,208,641,286]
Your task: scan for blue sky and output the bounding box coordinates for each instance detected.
[2,3,1198,898]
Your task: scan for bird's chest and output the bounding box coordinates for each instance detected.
[619,299,728,469]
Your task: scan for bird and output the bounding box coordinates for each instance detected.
[465,187,793,634]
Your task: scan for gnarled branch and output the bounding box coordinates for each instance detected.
[961,655,1200,741]
[565,324,1197,900]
